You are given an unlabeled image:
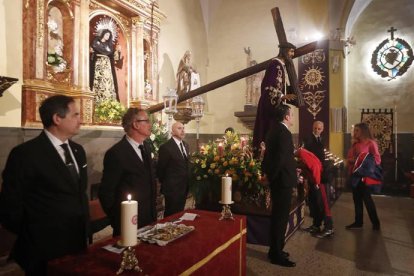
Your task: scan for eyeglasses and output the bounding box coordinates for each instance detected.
[135,119,150,123]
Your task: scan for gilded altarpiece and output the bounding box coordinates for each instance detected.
[22,0,164,127]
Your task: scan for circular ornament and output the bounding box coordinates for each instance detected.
[371,37,414,80]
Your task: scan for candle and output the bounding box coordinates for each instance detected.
[221,175,232,204]
[218,143,224,156]
[120,194,138,246]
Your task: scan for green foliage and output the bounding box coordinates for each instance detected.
[94,99,126,124]
[47,53,64,66]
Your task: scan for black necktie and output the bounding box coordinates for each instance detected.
[317,136,321,143]
[60,143,79,182]
[180,142,187,160]
[138,144,147,163]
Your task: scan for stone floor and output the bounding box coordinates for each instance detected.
[1,192,413,275]
[246,192,414,276]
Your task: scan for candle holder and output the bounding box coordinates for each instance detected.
[116,246,143,275]
[218,201,235,220]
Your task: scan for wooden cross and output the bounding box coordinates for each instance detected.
[147,7,318,113]
[388,26,397,40]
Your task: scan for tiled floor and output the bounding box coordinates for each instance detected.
[246,192,414,276]
[1,192,413,275]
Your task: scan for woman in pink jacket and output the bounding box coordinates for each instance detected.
[346,123,381,231]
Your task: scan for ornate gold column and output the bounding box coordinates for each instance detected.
[130,16,146,108]
[77,0,91,91]
[35,0,46,79]
[130,17,139,100]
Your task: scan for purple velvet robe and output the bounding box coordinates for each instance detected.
[253,58,286,153]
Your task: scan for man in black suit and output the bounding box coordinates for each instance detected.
[157,122,190,217]
[0,95,89,275]
[303,120,334,237]
[303,120,325,163]
[99,108,156,236]
[262,104,296,267]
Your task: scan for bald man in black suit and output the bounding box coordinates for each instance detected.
[157,122,190,217]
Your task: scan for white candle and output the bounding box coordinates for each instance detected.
[120,194,138,246]
[221,176,232,204]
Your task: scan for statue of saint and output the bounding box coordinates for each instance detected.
[244,47,264,106]
[176,51,200,96]
[89,29,121,102]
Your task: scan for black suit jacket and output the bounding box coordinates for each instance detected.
[99,136,156,235]
[0,131,88,269]
[303,135,325,164]
[262,123,297,188]
[156,138,190,213]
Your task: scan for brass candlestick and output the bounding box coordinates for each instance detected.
[219,201,234,220]
[116,246,143,275]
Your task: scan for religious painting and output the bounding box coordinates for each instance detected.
[89,15,128,106]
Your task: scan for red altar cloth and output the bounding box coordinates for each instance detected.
[48,210,246,275]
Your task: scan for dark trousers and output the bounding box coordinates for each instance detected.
[269,186,292,260]
[308,185,324,227]
[24,260,47,276]
[352,181,380,226]
[164,193,187,217]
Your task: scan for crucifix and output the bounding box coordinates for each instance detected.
[387,26,397,40]
[147,7,318,114]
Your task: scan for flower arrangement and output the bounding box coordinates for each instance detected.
[94,99,126,124]
[148,119,169,158]
[190,130,267,208]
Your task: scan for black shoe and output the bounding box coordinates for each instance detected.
[270,257,296,267]
[267,250,289,259]
[373,224,380,231]
[345,223,362,230]
[315,228,334,238]
[303,225,320,234]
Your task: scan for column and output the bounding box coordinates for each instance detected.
[77,0,90,91]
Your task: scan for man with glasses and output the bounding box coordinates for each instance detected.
[99,108,157,236]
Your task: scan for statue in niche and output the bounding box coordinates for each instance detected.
[144,79,152,99]
[90,18,123,102]
[244,47,263,106]
[251,60,264,106]
[47,7,67,73]
[176,50,200,96]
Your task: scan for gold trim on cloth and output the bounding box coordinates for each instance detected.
[239,219,243,276]
[179,221,247,276]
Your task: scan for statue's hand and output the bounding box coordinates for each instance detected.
[282,94,297,101]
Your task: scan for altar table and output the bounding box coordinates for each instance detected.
[48,210,246,275]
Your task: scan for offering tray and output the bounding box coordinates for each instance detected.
[137,222,195,246]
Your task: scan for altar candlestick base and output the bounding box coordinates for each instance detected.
[219,202,234,221]
[117,246,143,275]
